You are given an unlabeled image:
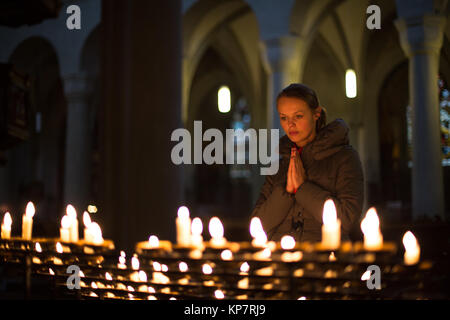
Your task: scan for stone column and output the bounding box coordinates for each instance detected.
[63,73,92,211]
[395,13,446,219]
[260,36,305,131]
[101,0,182,251]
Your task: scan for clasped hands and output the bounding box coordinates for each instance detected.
[286,147,307,194]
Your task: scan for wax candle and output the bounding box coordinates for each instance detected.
[118,251,127,269]
[321,199,341,250]
[60,215,71,242]
[190,217,204,249]
[403,231,420,265]
[360,207,383,250]
[66,205,79,243]
[22,202,35,240]
[83,211,94,243]
[89,222,103,245]
[250,217,268,248]
[208,217,227,248]
[1,212,12,239]
[176,206,191,246]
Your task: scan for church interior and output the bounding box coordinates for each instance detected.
[0,0,449,301]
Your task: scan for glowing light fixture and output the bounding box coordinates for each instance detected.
[345,69,357,98]
[218,86,231,113]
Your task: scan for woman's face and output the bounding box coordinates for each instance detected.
[277,96,321,147]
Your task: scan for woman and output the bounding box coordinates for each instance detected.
[251,83,364,242]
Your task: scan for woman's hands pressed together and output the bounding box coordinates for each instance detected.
[286,147,307,194]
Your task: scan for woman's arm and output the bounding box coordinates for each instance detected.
[294,148,364,234]
[250,172,295,235]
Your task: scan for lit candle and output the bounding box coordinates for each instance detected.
[60,215,71,242]
[22,202,35,240]
[176,206,191,246]
[321,199,341,250]
[281,235,296,250]
[148,235,160,248]
[208,217,227,248]
[360,207,383,250]
[190,217,204,249]
[66,205,79,243]
[83,211,94,243]
[403,231,420,265]
[118,251,127,269]
[89,222,103,245]
[1,212,12,239]
[250,217,268,248]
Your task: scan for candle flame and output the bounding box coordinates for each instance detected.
[322,199,337,225]
[191,217,203,236]
[214,289,225,299]
[66,204,76,220]
[240,262,250,273]
[79,270,85,277]
[105,272,112,281]
[35,242,42,253]
[298,296,307,300]
[361,270,371,281]
[148,235,159,248]
[202,263,213,275]
[161,264,168,272]
[153,261,162,272]
[25,202,35,218]
[250,217,267,244]
[281,235,296,250]
[49,268,55,275]
[179,262,188,272]
[89,222,103,243]
[402,231,418,251]
[83,211,91,228]
[61,215,71,229]
[131,255,140,270]
[177,206,190,219]
[208,217,224,239]
[261,247,271,259]
[3,212,12,227]
[138,270,147,282]
[221,249,233,261]
[56,242,63,254]
[361,207,380,235]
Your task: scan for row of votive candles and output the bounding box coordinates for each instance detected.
[0,202,104,245]
[170,199,420,266]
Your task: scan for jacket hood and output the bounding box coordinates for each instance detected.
[279,118,350,161]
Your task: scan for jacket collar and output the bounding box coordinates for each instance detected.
[279,118,350,161]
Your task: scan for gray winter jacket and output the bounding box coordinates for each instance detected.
[250,118,364,242]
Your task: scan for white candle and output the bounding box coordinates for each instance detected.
[60,215,71,242]
[403,231,420,265]
[83,211,94,243]
[208,217,227,248]
[321,199,341,250]
[22,202,35,240]
[176,206,191,246]
[361,207,383,250]
[190,218,204,249]
[66,205,78,243]
[1,212,12,239]
[89,222,103,245]
[250,217,268,248]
